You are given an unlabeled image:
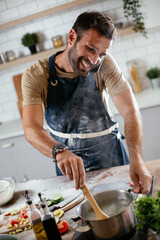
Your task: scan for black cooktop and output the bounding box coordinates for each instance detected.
[73,227,148,240]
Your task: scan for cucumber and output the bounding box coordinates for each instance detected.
[46,200,53,207]
[53,193,64,204]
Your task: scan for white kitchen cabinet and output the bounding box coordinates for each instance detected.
[0,135,56,182]
[114,105,160,161]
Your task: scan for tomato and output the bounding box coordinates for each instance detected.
[19,209,28,219]
[57,220,69,234]
[10,219,19,226]
[4,213,10,216]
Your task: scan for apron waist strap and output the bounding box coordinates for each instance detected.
[47,123,119,139]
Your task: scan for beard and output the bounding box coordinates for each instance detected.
[68,42,100,77]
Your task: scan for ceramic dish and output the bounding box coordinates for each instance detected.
[0,178,15,206]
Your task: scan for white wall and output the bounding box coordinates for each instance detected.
[0,0,160,123]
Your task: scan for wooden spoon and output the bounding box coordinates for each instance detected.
[81,184,109,220]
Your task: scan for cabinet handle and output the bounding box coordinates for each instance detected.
[1,143,15,149]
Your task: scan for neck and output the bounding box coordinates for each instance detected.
[55,48,73,73]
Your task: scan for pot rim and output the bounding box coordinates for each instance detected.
[77,189,134,221]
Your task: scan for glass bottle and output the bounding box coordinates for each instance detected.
[127,60,143,93]
[38,193,62,240]
[26,199,48,240]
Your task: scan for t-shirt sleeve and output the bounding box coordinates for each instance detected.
[95,53,130,97]
[22,59,49,107]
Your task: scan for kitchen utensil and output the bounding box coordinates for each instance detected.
[81,184,109,220]
[69,189,136,240]
[49,190,82,211]
[61,193,84,212]
[0,178,15,206]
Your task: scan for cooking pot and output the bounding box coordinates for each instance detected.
[69,189,136,240]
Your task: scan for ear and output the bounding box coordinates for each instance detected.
[68,28,77,46]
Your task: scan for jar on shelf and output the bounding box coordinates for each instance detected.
[6,51,16,61]
[52,35,64,48]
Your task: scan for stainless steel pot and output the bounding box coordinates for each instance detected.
[69,189,136,240]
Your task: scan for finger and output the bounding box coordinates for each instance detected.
[57,162,66,176]
[65,168,73,181]
[131,175,141,193]
[78,159,85,188]
[140,175,152,194]
[70,158,81,190]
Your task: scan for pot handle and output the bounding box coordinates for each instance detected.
[68,217,90,232]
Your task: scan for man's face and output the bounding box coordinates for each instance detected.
[68,29,112,76]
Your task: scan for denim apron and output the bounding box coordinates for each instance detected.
[45,54,129,175]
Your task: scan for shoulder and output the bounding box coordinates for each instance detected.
[98,53,121,75]
[23,57,49,80]
[94,53,130,96]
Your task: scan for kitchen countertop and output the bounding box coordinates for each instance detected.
[0,87,160,140]
[0,159,159,240]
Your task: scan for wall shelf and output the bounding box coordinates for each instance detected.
[0,26,137,72]
[0,0,95,31]
[117,26,135,37]
[0,46,65,71]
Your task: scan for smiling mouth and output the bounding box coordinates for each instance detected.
[81,59,91,69]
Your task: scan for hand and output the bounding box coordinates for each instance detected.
[56,150,85,190]
[129,159,152,194]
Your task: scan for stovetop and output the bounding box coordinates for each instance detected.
[73,227,148,240]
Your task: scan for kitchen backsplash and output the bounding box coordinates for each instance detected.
[0,0,160,123]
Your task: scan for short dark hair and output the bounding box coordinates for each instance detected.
[72,11,116,41]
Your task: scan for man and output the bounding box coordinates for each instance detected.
[22,11,152,193]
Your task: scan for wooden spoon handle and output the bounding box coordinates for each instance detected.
[81,184,109,220]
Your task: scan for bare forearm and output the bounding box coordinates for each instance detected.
[124,109,143,163]
[24,124,58,159]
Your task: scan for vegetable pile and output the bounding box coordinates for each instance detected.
[0,193,69,235]
[134,189,160,234]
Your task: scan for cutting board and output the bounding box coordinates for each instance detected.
[0,194,84,235]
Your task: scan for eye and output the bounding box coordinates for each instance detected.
[86,46,96,53]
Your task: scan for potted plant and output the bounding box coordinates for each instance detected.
[123,0,147,38]
[21,33,39,54]
[134,189,160,239]
[146,67,160,89]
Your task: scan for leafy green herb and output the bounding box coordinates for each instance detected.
[21,33,39,47]
[146,67,160,80]
[123,0,147,37]
[134,189,160,234]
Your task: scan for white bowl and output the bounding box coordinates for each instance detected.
[0,178,15,206]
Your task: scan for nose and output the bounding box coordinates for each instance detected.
[88,54,101,66]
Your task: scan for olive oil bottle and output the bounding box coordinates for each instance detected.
[26,198,48,240]
[38,193,62,240]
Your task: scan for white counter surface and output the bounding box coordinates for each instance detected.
[0,87,160,141]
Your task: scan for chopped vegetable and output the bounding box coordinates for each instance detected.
[57,220,69,234]
[53,209,64,219]
[46,200,53,207]
[11,219,19,226]
[53,193,64,204]
[9,231,16,235]
[16,228,23,233]
[54,215,60,224]
[4,213,10,216]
